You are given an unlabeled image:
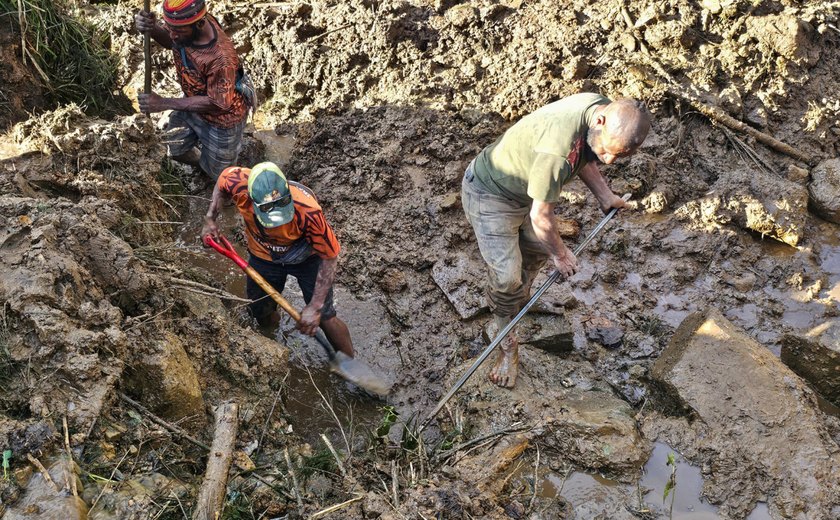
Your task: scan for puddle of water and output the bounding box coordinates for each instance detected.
[653,293,693,328]
[640,442,718,518]
[746,502,771,519]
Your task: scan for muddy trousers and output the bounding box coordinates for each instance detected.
[461,165,549,319]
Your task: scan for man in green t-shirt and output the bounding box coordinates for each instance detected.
[462,93,651,388]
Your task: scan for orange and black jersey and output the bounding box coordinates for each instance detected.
[172,15,247,129]
[217,166,341,262]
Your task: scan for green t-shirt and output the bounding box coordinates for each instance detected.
[473,93,609,204]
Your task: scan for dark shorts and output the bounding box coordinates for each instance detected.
[162,110,245,179]
[246,254,337,322]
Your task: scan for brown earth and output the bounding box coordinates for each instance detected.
[1,0,840,519]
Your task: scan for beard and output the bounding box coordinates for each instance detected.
[585,128,604,164]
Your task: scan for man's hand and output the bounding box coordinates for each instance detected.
[600,194,635,214]
[138,92,168,114]
[297,304,322,336]
[552,246,578,278]
[201,216,220,243]
[135,10,156,34]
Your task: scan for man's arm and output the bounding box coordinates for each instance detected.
[201,182,229,239]
[298,257,337,336]
[530,200,578,278]
[578,162,627,213]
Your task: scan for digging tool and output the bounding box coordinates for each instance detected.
[420,194,632,431]
[143,0,151,113]
[204,234,392,395]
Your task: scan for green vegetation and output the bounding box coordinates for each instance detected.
[0,0,118,112]
[663,452,677,519]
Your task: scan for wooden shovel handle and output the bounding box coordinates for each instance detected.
[243,265,302,322]
[143,0,152,95]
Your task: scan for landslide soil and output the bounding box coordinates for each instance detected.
[1,0,840,519]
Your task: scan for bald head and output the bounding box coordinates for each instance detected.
[600,98,651,150]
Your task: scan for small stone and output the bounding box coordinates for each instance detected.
[585,316,624,348]
[440,192,460,209]
[786,164,810,183]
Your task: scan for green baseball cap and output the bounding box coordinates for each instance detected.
[248,162,294,228]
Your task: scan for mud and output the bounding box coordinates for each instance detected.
[2,0,840,518]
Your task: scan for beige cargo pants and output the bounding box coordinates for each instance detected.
[461,162,549,318]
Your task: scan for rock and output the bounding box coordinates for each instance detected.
[651,308,840,519]
[786,164,810,184]
[584,316,624,348]
[675,166,808,246]
[432,251,487,320]
[781,320,840,406]
[454,349,648,481]
[808,158,840,224]
[484,313,574,355]
[124,332,205,424]
[746,15,820,66]
[445,4,478,28]
[5,458,88,520]
[439,191,460,210]
[721,271,757,292]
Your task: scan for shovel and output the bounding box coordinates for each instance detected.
[204,234,392,395]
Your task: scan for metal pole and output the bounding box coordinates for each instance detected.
[420,195,631,431]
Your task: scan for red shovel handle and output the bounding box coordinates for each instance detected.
[203,234,249,270]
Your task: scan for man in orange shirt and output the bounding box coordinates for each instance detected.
[135,0,250,179]
[202,162,354,357]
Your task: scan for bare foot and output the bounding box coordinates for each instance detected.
[489,337,519,388]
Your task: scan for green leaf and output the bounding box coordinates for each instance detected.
[663,479,674,502]
[375,406,398,439]
[127,410,143,425]
[666,452,676,466]
[2,450,10,480]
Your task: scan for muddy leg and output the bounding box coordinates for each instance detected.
[172,147,201,168]
[489,314,519,388]
[320,316,355,358]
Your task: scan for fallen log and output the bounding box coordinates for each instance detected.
[193,402,239,520]
[118,393,292,498]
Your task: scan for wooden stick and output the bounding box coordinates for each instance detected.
[26,453,58,492]
[192,402,239,520]
[284,448,304,509]
[320,433,346,477]
[308,494,364,519]
[62,416,78,497]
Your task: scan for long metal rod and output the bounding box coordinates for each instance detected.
[420,196,630,431]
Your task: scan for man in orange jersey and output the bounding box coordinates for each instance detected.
[202,162,355,357]
[135,0,252,178]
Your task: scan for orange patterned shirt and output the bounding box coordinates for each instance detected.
[217,167,341,262]
[172,15,247,128]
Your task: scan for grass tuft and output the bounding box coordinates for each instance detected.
[0,0,119,113]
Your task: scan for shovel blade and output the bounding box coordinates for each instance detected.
[329,351,392,396]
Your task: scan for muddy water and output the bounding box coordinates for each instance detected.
[509,442,773,519]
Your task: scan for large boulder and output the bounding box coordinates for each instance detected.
[451,348,649,484]
[124,332,205,424]
[808,158,840,224]
[676,167,809,246]
[781,320,840,406]
[650,308,840,519]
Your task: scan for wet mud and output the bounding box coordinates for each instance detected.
[2,0,840,518]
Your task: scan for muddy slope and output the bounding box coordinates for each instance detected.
[0,0,839,518]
